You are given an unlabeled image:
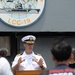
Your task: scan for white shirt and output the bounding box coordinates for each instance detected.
[12,51,47,70]
[0,57,13,75]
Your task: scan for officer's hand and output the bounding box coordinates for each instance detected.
[33,58,43,66]
[18,57,25,65]
[38,58,43,66]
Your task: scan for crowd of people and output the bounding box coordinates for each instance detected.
[0,35,75,75]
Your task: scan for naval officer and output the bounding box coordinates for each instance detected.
[12,35,47,74]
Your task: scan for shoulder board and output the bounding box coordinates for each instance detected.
[16,54,21,56]
[16,52,23,56]
[36,53,42,56]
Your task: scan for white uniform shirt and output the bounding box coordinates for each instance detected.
[12,51,47,70]
[0,57,13,75]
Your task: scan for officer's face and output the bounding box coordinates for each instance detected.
[23,43,34,53]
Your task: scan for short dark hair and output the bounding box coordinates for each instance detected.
[51,41,72,61]
[72,48,75,58]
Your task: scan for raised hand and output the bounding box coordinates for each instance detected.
[32,57,43,66]
[18,57,25,65]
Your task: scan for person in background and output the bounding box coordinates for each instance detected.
[39,41,74,75]
[12,35,47,74]
[0,48,13,75]
[0,48,8,57]
[69,48,75,68]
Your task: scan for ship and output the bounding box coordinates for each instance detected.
[0,2,40,14]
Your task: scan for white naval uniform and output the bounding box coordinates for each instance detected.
[0,57,13,75]
[12,51,47,70]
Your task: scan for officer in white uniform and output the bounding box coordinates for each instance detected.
[0,48,13,75]
[12,35,47,74]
